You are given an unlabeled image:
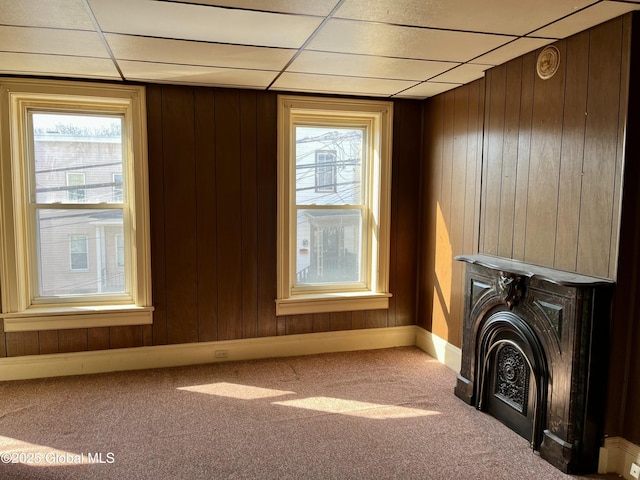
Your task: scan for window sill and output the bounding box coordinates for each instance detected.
[1,305,154,333]
[276,292,391,316]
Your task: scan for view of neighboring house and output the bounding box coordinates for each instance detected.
[294,126,363,286]
[32,114,126,297]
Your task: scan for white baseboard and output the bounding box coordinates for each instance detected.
[600,437,640,479]
[414,327,462,373]
[0,325,418,381]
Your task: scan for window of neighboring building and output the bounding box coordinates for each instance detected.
[115,233,125,268]
[66,172,86,202]
[113,173,123,203]
[314,150,337,193]
[276,95,393,316]
[69,235,89,271]
[0,78,153,332]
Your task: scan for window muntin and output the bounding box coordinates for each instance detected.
[0,78,152,332]
[277,96,392,315]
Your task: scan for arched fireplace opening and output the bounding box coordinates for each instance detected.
[454,254,613,474]
[475,310,549,450]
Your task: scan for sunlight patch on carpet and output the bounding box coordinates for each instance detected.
[177,382,295,400]
[272,397,441,419]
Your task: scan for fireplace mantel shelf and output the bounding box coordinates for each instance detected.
[455,254,614,288]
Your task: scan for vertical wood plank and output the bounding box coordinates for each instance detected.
[256,92,278,338]
[313,313,331,332]
[365,310,388,329]
[240,90,259,338]
[352,311,365,330]
[431,91,454,341]
[512,52,536,261]
[109,326,143,349]
[215,89,243,341]
[497,58,522,259]
[481,64,506,256]
[555,32,589,272]
[146,85,168,346]
[285,314,313,335]
[38,330,59,355]
[610,15,633,280]
[88,327,109,351]
[330,312,352,331]
[58,329,88,353]
[163,86,199,344]
[464,79,483,258]
[194,88,218,342]
[577,20,623,277]
[450,86,470,345]
[524,41,566,267]
[5,332,39,357]
[418,95,444,332]
[0,320,6,357]
[392,100,421,327]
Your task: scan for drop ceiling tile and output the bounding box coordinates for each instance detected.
[531,1,639,38]
[0,0,95,30]
[430,63,491,83]
[118,61,277,88]
[307,19,514,63]
[0,26,109,58]
[106,34,295,71]
[171,0,338,16]
[272,72,416,97]
[394,81,461,99]
[0,52,120,79]
[288,51,458,81]
[472,37,554,66]
[335,0,600,36]
[88,0,322,48]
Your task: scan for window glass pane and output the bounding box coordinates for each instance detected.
[36,209,125,297]
[295,126,363,206]
[32,113,123,204]
[296,209,362,285]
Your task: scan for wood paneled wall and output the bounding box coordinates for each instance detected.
[0,88,422,356]
[479,18,628,279]
[420,14,639,444]
[418,80,484,347]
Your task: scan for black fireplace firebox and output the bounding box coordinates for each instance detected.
[454,254,614,474]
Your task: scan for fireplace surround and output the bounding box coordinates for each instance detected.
[454,254,614,473]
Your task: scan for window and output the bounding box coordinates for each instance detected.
[277,96,393,315]
[66,172,85,202]
[314,150,337,193]
[69,235,89,271]
[0,78,153,332]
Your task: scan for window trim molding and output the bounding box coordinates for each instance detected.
[0,78,153,331]
[276,95,393,316]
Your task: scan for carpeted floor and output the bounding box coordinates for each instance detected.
[0,347,620,479]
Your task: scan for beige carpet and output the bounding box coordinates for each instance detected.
[0,347,617,479]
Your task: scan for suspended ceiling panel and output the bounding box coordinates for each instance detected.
[0,0,638,98]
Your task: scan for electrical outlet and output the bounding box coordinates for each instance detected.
[630,462,640,479]
[215,350,228,359]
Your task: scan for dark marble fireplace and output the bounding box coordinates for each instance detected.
[454,254,614,474]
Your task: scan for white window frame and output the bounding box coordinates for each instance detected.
[276,95,393,316]
[0,78,153,332]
